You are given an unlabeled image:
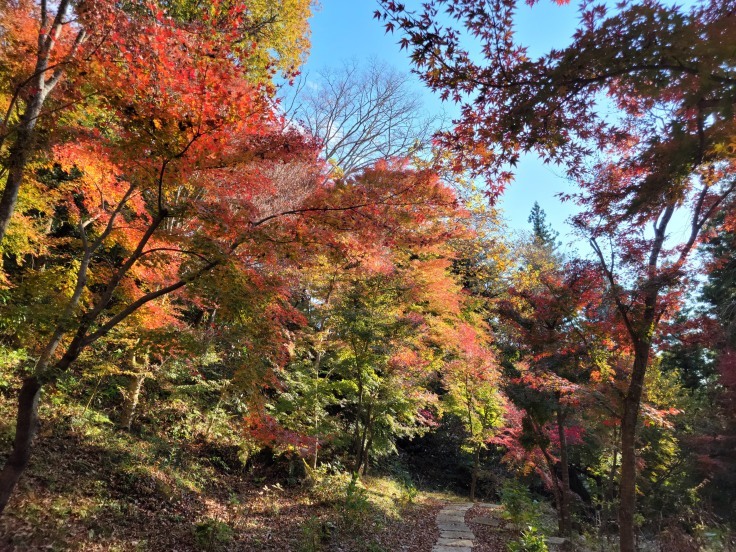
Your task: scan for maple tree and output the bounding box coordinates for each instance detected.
[0,0,315,247]
[442,321,502,501]
[495,227,605,535]
[376,0,736,196]
[377,1,736,548]
[0,0,323,512]
[661,225,736,516]
[245,163,473,473]
[573,140,734,548]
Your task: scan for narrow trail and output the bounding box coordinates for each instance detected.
[432,501,572,552]
[432,502,475,551]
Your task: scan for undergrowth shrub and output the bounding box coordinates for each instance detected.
[193,518,234,551]
[298,516,326,552]
[507,525,549,552]
[342,473,371,529]
[400,478,418,504]
[500,479,540,526]
[305,463,354,505]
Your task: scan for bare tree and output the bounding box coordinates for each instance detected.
[284,59,441,178]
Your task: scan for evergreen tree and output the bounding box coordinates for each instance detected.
[527,202,558,248]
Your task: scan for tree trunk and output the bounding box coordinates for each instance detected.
[362,432,372,476]
[0,92,46,242]
[470,445,480,501]
[354,422,367,475]
[530,416,565,532]
[312,438,319,471]
[0,377,42,513]
[352,371,364,473]
[355,406,372,475]
[312,351,323,470]
[0,330,87,515]
[119,373,145,430]
[557,407,572,536]
[600,427,619,538]
[619,341,650,552]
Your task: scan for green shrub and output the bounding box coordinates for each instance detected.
[298,516,326,552]
[342,473,370,528]
[507,525,549,552]
[500,479,539,526]
[365,541,388,552]
[306,464,354,505]
[193,518,234,551]
[400,479,418,504]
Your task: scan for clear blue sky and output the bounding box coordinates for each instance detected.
[301,0,584,241]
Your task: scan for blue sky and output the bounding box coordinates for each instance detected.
[301,0,585,241]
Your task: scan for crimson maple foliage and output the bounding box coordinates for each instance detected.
[497,256,606,535]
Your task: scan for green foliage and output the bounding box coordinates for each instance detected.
[306,464,355,505]
[306,467,373,530]
[193,518,234,551]
[0,346,27,390]
[364,541,388,552]
[500,480,540,527]
[507,525,549,552]
[400,478,418,504]
[443,372,503,454]
[298,516,326,552]
[341,473,371,529]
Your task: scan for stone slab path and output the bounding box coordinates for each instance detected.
[432,502,475,552]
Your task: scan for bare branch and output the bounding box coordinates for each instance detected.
[284,59,441,177]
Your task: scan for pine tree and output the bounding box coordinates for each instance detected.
[528,202,558,248]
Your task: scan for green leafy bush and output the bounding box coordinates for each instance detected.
[500,479,539,526]
[507,525,549,552]
[298,516,326,552]
[400,479,419,504]
[342,473,371,528]
[193,518,234,551]
[306,463,354,505]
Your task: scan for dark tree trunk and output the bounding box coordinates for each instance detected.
[557,407,572,536]
[470,445,480,501]
[0,333,85,514]
[354,421,367,474]
[0,377,42,513]
[529,415,565,533]
[354,406,372,475]
[619,341,650,552]
[362,432,372,476]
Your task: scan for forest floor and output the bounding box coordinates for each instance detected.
[0,428,451,550]
[0,394,478,551]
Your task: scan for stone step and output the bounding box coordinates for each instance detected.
[437,518,467,525]
[438,522,470,532]
[436,537,474,547]
[434,503,476,552]
[440,530,475,539]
